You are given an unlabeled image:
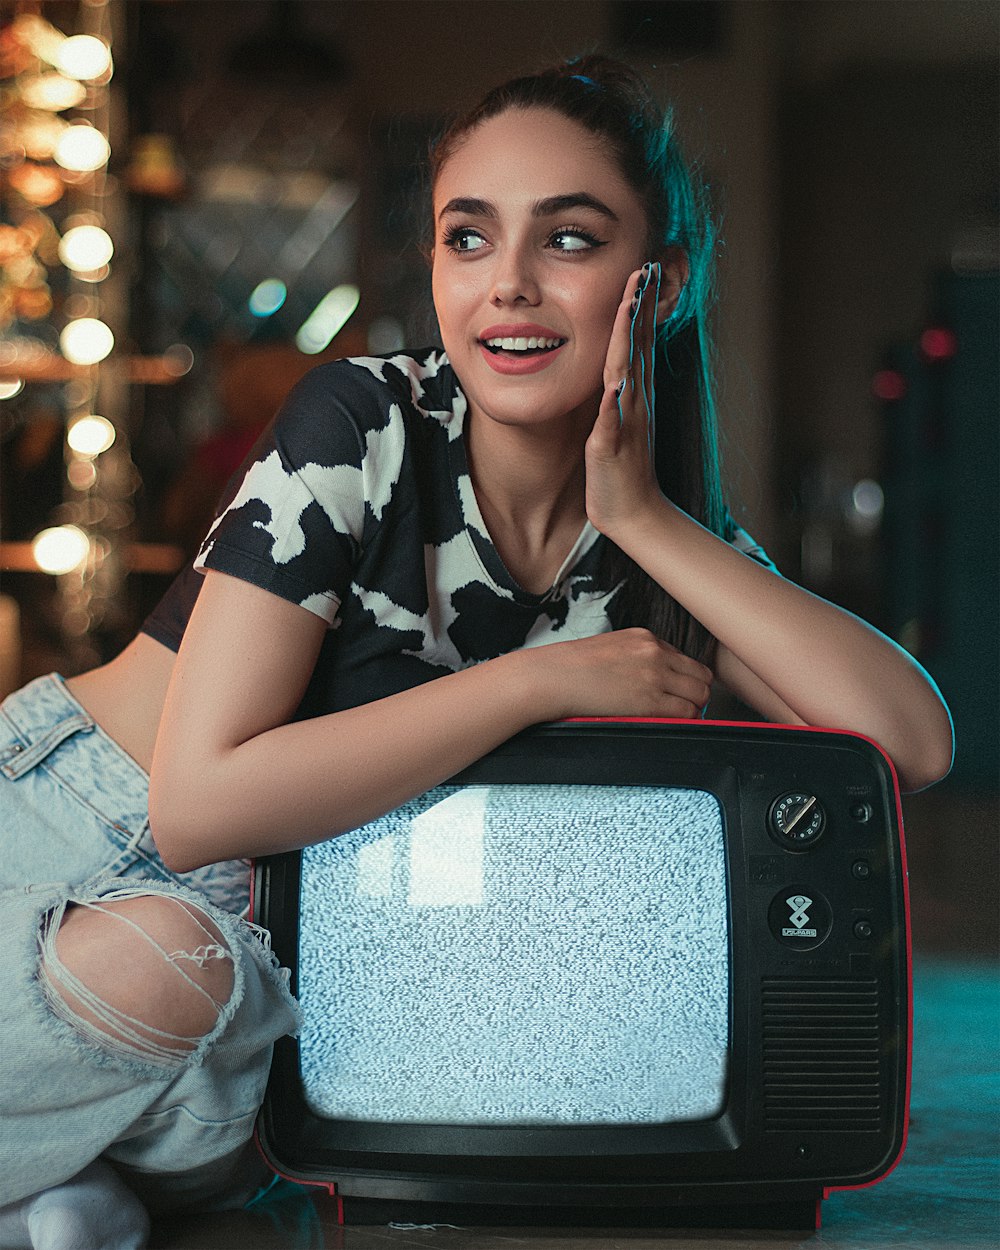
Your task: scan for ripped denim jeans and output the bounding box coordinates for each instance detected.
[0,675,301,1212]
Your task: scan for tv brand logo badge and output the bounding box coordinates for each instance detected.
[783,894,818,938]
[768,886,832,949]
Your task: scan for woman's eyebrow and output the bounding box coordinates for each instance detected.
[437,192,620,223]
[437,196,496,222]
[533,192,620,221]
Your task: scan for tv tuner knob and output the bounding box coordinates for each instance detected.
[769,792,825,849]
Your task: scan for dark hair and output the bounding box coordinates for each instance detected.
[430,55,729,664]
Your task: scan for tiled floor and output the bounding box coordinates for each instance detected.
[149,958,999,1250]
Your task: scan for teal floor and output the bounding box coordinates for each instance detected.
[151,956,1000,1249]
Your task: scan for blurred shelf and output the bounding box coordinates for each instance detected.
[0,353,188,384]
[0,541,184,575]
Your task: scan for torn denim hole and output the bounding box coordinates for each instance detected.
[37,895,234,1070]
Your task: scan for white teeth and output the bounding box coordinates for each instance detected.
[483,336,562,351]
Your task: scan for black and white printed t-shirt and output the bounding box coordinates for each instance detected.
[143,348,773,722]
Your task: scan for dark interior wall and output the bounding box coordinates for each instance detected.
[776,63,997,561]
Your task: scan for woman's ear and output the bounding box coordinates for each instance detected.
[656,249,690,321]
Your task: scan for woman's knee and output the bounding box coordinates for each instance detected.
[41,893,235,1062]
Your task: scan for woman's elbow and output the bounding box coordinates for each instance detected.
[894,715,955,794]
[148,775,217,874]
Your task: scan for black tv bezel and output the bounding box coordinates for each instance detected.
[254,719,909,1211]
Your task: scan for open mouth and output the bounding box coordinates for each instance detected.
[480,335,566,356]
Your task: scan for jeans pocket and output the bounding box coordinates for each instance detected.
[0,721,149,889]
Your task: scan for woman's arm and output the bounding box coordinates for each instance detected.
[149,569,713,871]
[624,501,952,791]
[586,262,954,792]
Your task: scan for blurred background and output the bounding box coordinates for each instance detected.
[1,0,997,958]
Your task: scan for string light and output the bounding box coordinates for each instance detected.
[54,123,111,172]
[55,35,112,82]
[59,316,114,364]
[67,414,116,457]
[59,224,114,271]
[19,72,87,111]
[32,526,91,575]
[5,0,131,665]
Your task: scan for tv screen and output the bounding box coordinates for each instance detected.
[254,719,909,1231]
[297,783,729,1127]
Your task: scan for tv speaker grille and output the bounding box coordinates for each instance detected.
[761,978,881,1131]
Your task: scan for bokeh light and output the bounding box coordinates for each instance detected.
[19,73,86,111]
[67,414,116,457]
[20,113,68,159]
[851,479,885,520]
[872,369,907,402]
[249,278,287,318]
[60,317,114,364]
[162,343,195,376]
[54,125,110,173]
[295,284,360,354]
[55,35,112,82]
[67,460,98,491]
[32,525,90,574]
[59,225,114,272]
[919,327,959,362]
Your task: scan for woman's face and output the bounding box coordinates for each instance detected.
[431,106,651,437]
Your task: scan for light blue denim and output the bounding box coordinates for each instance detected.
[0,675,302,1212]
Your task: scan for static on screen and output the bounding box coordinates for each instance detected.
[297,784,729,1125]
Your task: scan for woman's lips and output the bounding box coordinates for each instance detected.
[476,324,567,375]
[478,340,566,374]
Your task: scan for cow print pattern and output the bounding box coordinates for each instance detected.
[190,349,773,719]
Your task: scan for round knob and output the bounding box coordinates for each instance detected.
[769,792,826,848]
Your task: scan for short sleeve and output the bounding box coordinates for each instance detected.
[728,523,779,572]
[193,361,393,626]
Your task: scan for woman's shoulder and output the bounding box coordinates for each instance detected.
[228,348,458,527]
[282,348,455,428]
[261,347,455,467]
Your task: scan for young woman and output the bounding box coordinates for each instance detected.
[0,55,952,1247]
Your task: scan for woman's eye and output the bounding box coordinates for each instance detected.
[444,227,487,253]
[549,229,603,252]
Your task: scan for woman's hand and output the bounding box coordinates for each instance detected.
[534,627,714,722]
[585,261,664,542]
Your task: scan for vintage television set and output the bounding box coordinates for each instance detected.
[253,718,910,1229]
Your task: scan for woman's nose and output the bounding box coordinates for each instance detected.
[489,247,541,307]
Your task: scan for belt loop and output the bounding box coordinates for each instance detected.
[1,713,95,779]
